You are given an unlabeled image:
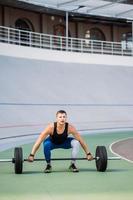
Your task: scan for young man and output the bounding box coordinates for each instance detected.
[28,110,93,173]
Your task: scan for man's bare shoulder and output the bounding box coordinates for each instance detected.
[47,122,54,128]
[40,122,54,134]
[46,122,54,131]
[68,123,77,132]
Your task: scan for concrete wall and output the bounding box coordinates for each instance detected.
[0,43,133,141]
[0,42,132,66]
[0,43,133,150]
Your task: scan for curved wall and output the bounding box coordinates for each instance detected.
[0,43,133,150]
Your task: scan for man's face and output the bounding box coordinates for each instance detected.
[56,113,67,125]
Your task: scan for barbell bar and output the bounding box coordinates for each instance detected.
[0,157,121,162]
[0,159,13,162]
[0,146,121,174]
[23,157,121,161]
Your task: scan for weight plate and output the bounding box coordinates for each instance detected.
[95,146,107,172]
[14,147,23,174]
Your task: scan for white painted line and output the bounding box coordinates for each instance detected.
[109,137,133,164]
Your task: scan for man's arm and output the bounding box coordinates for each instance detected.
[69,124,93,160]
[28,124,52,162]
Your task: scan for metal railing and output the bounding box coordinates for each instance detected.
[0,26,132,56]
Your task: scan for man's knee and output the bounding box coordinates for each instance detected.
[43,140,52,151]
[71,139,80,149]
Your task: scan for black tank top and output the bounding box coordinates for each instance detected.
[50,122,68,145]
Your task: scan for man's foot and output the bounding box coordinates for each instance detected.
[69,163,79,172]
[44,164,52,173]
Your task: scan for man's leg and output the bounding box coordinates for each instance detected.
[70,139,80,164]
[43,137,80,172]
[43,137,54,173]
[58,138,80,172]
[69,139,80,172]
[43,137,53,164]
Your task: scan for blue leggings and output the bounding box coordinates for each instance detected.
[43,137,80,163]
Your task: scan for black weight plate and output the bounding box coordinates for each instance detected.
[14,147,23,174]
[95,146,107,172]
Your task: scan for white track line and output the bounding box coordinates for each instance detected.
[109,137,133,164]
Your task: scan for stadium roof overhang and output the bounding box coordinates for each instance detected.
[1,0,133,23]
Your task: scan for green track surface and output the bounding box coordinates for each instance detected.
[0,131,133,200]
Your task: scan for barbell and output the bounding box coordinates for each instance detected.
[0,146,121,174]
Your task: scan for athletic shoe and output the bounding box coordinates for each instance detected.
[44,164,52,173]
[69,163,79,172]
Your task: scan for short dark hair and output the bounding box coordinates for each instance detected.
[56,110,67,116]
